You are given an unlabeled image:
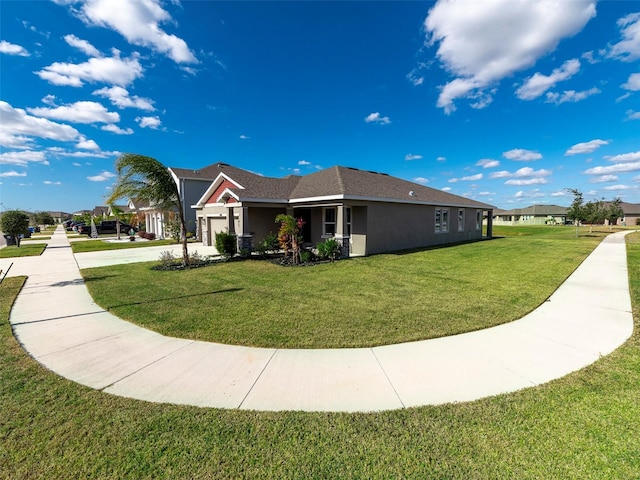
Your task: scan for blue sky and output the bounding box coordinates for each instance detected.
[1,0,639,214]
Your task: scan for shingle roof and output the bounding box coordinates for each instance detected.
[178,163,494,209]
[497,204,567,216]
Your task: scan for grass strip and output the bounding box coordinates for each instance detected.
[0,243,46,258]
[1,232,639,478]
[83,225,611,348]
[71,238,176,253]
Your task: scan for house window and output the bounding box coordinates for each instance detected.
[435,208,449,233]
[323,207,336,236]
[476,210,482,230]
[458,209,465,232]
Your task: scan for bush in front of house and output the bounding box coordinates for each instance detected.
[138,231,156,240]
[316,238,341,261]
[255,232,280,257]
[215,230,237,259]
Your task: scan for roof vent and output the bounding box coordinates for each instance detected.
[409,191,415,197]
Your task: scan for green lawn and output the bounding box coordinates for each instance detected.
[71,238,177,253]
[1,233,638,478]
[0,243,46,258]
[82,225,611,348]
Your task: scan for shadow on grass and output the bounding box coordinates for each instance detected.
[106,287,243,310]
[387,237,501,256]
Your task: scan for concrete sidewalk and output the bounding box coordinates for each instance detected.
[5,226,635,412]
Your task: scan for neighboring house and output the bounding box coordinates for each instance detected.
[136,165,222,239]
[608,201,640,226]
[193,163,494,257]
[48,211,71,223]
[107,204,133,217]
[92,205,109,219]
[493,204,568,226]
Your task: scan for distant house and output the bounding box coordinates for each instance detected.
[493,205,568,226]
[193,163,494,257]
[608,201,640,226]
[92,206,109,219]
[48,211,71,223]
[138,165,222,239]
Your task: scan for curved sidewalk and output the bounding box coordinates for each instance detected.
[5,227,634,412]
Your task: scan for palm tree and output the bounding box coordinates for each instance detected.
[107,153,190,266]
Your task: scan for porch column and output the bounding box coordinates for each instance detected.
[226,206,235,233]
[237,206,252,252]
[486,209,493,238]
[336,204,350,258]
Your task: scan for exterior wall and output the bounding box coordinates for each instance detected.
[248,207,287,244]
[365,203,483,255]
[180,178,212,234]
[206,180,238,204]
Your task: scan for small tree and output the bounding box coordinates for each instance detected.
[566,188,585,237]
[34,211,54,227]
[0,210,29,247]
[275,214,304,264]
[605,198,624,229]
[583,199,604,233]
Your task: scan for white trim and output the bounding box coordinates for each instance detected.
[216,187,240,203]
[193,172,245,208]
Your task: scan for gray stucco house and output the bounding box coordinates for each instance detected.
[193,163,494,257]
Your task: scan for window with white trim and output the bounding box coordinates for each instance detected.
[323,207,336,236]
[435,208,449,233]
[476,210,482,230]
[458,209,465,232]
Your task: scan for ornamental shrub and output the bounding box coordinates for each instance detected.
[215,230,237,259]
[316,238,341,261]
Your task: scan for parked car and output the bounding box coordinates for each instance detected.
[87,220,137,235]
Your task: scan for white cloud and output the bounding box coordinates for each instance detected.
[476,158,499,168]
[494,166,552,185]
[43,180,62,185]
[590,175,619,183]
[506,178,549,186]
[35,52,143,87]
[0,170,27,177]
[87,170,116,182]
[101,123,134,135]
[449,173,483,183]
[605,151,640,163]
[298,160,311,165]
[585,161,640,175]
[64,34,101,57]
[0,40,30,56]
[424,0,596,113]
[441,187,452,191]
[239,134,250,139]
[405,153,423,161]
[550,191,566,197]
[406,68,424,86]
[545,87,601,104]
[622,72,640,91]
[28,101,119,124]
[627,110,640,120]
[70,0,198,64]
[0,101,80,148]
[603,184,632,191]
[414,177,429,185]
[608,13,640,62]
[478,191,494,196]
[136,115,161,129]
[490,170,511,179]
[77,137,100,150]
[436,156,446,162]
[364,112,391,125]
[93,86,155,111]
[0,150,49,167]
[503,148,542,161]
[516,59,580,100]
[565,139,609,155]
